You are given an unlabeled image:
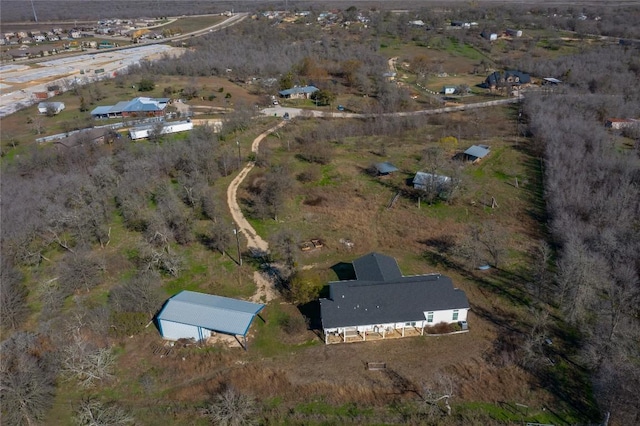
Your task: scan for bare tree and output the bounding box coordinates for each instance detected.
[109,271,164,315]
[74,397,134,426]
[0,258,29,330]
[421,373,456,419]
[202,386,258,426]
[0,332,56,426]
[62,332,115,389]
[58,251,105,294]
[261,165,293,221]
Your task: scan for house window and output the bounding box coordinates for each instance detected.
[452,310,459,321]
[405,321,416,327]
[427,312,434,323]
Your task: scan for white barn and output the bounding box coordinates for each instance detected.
[320,253,469,344]
[157,291,265,349]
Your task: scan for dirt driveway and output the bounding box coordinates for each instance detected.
[226,120,288,303]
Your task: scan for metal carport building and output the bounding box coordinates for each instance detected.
[157,291,265,350]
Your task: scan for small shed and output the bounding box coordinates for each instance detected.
[374,162,399,176]
[38,102,65,115]
[157,291,265,350]
[413,172,451,191]
[542,77,562,85]
[463,145,490,163]
[505,28,523,37]
[443,86,456,95]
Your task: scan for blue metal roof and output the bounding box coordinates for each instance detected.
[90,105,113,116]
[157,291,264,336]
[278,86,319,96]
[90,98,168,116]
[374,162,398,174]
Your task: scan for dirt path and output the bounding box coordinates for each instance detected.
[227,120,288,303]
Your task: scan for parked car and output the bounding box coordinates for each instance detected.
[337,104,345,111]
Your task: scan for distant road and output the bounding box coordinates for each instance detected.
[260,97,520,120]
[0,14,248,118]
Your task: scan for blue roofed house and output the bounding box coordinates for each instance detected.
[320,253,469,344]
[463,144,490,163]
[156,291,265,350]
[91,97,169,119]
[278,85,319,99]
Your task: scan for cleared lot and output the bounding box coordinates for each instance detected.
[0,44,181,117]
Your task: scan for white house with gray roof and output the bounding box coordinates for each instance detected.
[320,253,469,344]
[157,291,264,349]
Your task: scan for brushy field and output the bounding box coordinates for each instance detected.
[2,22,601,424]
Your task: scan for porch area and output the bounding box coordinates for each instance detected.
[325,326,426,345]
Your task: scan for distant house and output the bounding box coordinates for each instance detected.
[451,21,471,29]
[374,162,399,176]
[480,29,498,41]
[382,71,397,81]
[485,71,531,90]
[156,291,265,350]
[38,102,65,115]
[605,118,639,130]
[91,97,169,119]
[442,85,456,95]
[278,85,319,100]
[505,28,523,37]
[463,144,491,163]
[320,253,469,344]
[413,171,451,191]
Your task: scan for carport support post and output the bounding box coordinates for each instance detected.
[243,335,247,351]
[234,228,242,266]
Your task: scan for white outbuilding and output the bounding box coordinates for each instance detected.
[128,120,193,140]
[38,102,65,115]
[156,291,265,350]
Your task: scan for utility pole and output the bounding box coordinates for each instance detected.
[233,228,242,266]
[236,140,241,169]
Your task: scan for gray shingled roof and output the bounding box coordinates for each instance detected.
[321,253,469,329]
[352,252,403,282]
[157,291,264,336]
